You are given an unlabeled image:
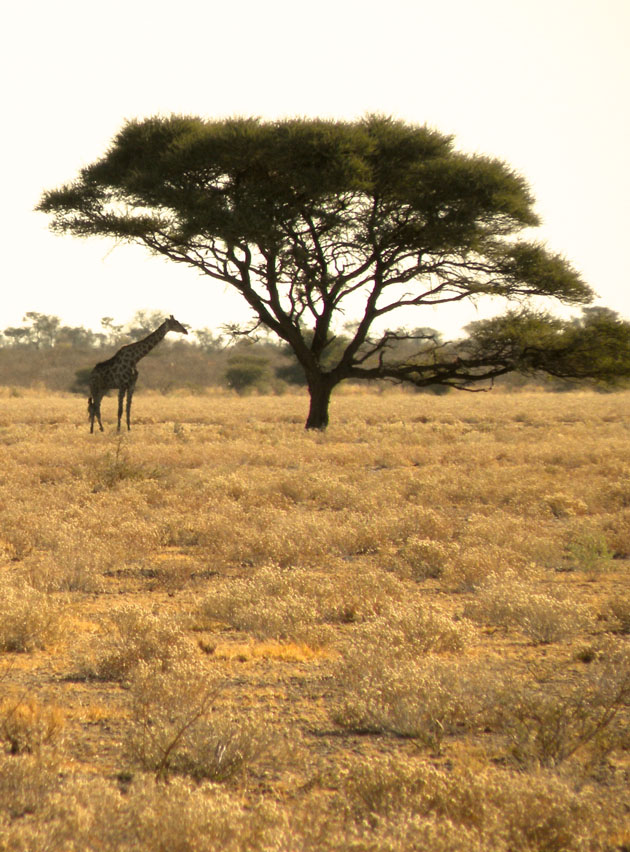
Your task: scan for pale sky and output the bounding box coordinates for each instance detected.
[3,0,629,338]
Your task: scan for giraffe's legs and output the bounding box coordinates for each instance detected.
[117,388,125,432]
[126,376,137,431]
[89,392,104,433]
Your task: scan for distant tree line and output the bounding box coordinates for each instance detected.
[0,310,224,351]
[0,309,623,395]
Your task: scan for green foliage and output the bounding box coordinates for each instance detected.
[37,115,559,273]
[225,353,273,394]
[565,529,614,572]
[466,307,630,387]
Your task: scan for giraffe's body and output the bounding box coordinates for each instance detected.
[88,315,188,432]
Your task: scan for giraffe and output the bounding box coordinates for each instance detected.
[87,315,188,433]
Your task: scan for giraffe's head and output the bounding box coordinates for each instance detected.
[166,315,188,335]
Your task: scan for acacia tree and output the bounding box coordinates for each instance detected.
[38,115,630,428]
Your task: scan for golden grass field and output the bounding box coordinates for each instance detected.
[0,386,629,851]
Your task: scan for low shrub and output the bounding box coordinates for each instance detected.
[334,654,485,751]
[492,641,630,767]
[75,604,192,682]
[335,756,615,852]
[0,580,63,652]
[0,697,65,755]
[464,572,593,644]
[125,662,267,782]
[199,563,400,644]
[602,594,630,634]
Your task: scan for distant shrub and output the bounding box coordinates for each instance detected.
[334,655,486,751]
[565,528,614,572]
[464,572,593,644]
[225,354,273,394]
[440,545,521,592]
[0,581,63,652]
[75,605,192,682]
[392,537,458,580]
[602,594,630,634]
[347,601,475,656]
[72,366,92,392]
[198,563,399,645]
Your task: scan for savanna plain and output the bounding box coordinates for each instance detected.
[0,387,629,851]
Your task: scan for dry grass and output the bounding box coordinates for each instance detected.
[0,387,629,850]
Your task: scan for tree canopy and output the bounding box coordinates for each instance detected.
[38,115,630,427]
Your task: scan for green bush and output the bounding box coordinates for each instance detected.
[225,354,273,394]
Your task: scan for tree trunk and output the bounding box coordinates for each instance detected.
[305,377,335,430]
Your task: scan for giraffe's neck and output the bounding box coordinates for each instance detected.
[124,322,169,365]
